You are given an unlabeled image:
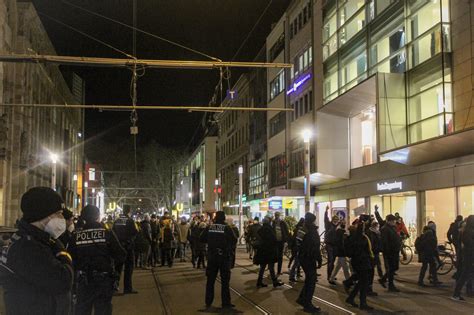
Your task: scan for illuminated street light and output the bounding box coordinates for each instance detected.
[73,174,78,181]
[302,129,312,212]
[238,165,243,244]
[50,153,58,190]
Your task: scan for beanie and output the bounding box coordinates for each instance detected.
[81,205,100,223]
[214,211,226,223]
[21,187,64,223]
[305,212,316,225]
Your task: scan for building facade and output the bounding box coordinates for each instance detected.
[311,0,474,239]
[0,1,85,226]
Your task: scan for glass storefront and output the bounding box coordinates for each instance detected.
[459,185,474,218]
[350,106,377,168]
[425,188,455,243]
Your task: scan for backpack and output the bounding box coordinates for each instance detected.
[414,235,423,253]
[343,234,355,258]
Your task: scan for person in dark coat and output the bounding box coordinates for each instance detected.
[70,205,127,315]
[452,215,474,301]
[160,221,176,267]
[345,221,374,311]
[255,216,284,288]
[416,226,441,286]
[324,205,340,281]
[188,217,201,268]
[272,212,289,275]
[289,218,304,282]
[296,212,322,313]
[227,218,239,269]
[380,214,401,292]
[248,217,262,260]
[139,214,153,268]
[195,222,208,269]
[367,220,383,295]
[149,214,160,267]
[200,211,237,309]
[448,215,463,258]
[0,187,74,315]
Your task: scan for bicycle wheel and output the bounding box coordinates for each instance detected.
[399,245,413,265]
[320,243,328,266]
[437,254,454,275]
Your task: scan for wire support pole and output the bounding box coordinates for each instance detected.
[0,54,292,69]
[0,103,294,112]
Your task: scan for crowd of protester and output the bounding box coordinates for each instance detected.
[0,186,472,314]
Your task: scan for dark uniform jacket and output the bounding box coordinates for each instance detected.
[0,219,74,315]
[334,228,347,257]
[381,224,401,255]
[200,222,237,257]
[348,228,373,271]
[248,223,262,247]
[272,219,289,243]
[69,222,126,274]
[298,223,322,264]
[324,212,338,246]
[254,223,278,265]
[113,214,138,250]
[416,229,437,263]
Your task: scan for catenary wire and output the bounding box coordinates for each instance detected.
[61,0,221,62]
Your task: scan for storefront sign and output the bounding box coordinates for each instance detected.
[282,198,296,209]
[377,181,403,192]
[332,207,348,221]
[269,200,283,210]
[259,200,269,211]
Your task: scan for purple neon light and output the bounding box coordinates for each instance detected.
[286,74,311,95]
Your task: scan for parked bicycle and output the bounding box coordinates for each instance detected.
[437,242,456,275]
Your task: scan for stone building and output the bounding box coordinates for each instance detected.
[0,1,84,226]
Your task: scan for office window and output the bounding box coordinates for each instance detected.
[270,71,285,100]
[295,99,300,120]
[339,9,366,46]
[269,112,286,137]
[408,0,441,41]
[299,97,304,117]
[340,39,367,88]
[269,33,285,62]
[269,154,287,187]
[298,12,303,30]
[309,91,313,111]
[338,0,365,27]
[323,60,338,102]
[304,94,309,113]
[303,7,308,24]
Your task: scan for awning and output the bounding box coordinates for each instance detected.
[380,128,474,165]
[319,76,377,118]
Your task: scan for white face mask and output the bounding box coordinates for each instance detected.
[67,223,75,233]
[44,217,66,239]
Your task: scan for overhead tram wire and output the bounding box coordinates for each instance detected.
[37,11,135,60]
[61,0,222,62]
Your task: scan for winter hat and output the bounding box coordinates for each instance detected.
[214,211,226,223]
[81,205,100,223]
[21,187,64,223]
[305,212,316,225]
[386,214,397,222]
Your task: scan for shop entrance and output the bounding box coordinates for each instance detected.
[370,192,417,244]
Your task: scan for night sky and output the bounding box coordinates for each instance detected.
[31,0,291,150]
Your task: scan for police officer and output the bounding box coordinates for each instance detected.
[69,205,127,315]
[296,212,322,313]
[113,205,139,294]
[0,187,74,314]
[200,211,237,309]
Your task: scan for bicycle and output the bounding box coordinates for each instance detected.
[399,241,414,265]
[437,242,455,276]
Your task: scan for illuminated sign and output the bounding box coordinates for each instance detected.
[269,200,283,210]
[377,181,403,191]
[227,90,237,100]
[286,74,311,95]
[283,198,295,209]
[176,203,184,211]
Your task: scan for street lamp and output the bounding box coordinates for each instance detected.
[214,178,219,211]
[199,188,204,214]
[50,153,58,190]
[84,181,88,206]
[302,129,311,212]
[238,165,244,244]
[73,174,78,209]
[188,192,192,212]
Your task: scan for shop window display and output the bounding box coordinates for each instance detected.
[425,188,455,243]
[459,185,474,218]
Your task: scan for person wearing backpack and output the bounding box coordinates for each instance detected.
[416,226,441,287]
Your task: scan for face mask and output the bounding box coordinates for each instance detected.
[67,223,75,233]
[44,217,66,239]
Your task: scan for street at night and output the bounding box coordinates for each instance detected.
[0,0,474,314]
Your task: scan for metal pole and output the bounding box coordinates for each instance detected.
[303,131,311,213]
[238,165,243,244]
[51,162,56,190]
[200,188,203,215]
[214,179,219,211]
